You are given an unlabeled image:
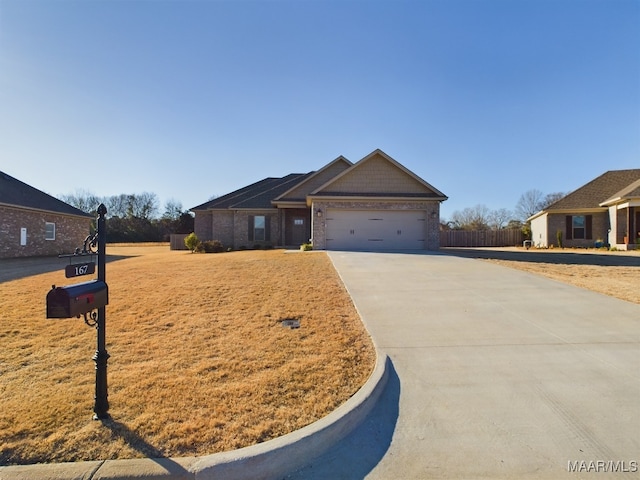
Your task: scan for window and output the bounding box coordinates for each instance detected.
[566,215,592,240]
[248,215,270,242]
[572,215,585,239]
[45,222,56,241]
[254,216,266,241]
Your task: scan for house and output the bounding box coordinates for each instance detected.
[529,169,640,250]
[192,149,448,251]
[0,171,93,258]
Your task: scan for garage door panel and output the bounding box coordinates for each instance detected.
[326,210,425,250]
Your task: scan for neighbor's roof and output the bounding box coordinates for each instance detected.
[544,169,640,211]
[600,178,640,206]
[191,173,314,210]
[0,171,93,217]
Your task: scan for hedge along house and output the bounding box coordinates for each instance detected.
[528,169,640,250]
[0,171,93,258]
[192,149,448,251]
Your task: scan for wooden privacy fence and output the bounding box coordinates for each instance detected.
[170,234,189,250]
[440,229,525,247]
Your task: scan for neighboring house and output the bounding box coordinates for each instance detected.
[0,171,93,258]
[529,169,640,250]
[192,149,448,251]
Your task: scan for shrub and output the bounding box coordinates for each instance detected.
[300,243,313,251]
[556,230,563,249]
[202,240,225,253]
[184,232,200,253]
[252,244,262,250]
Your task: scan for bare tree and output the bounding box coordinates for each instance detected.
[162,199,184,220]
[542,192,565,209]
[487,208,513,229]
[450,204,491,230]
[58,190,102,216]
[515,189,545,220]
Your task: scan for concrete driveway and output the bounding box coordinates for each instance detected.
[289,251,640,479]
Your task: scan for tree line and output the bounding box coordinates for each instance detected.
[59,190,194,243]
[443,189,565,232]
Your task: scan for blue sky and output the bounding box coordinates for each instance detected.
[1,0,638,220]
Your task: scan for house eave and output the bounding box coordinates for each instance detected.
[271,200,307,208]
[306,194,447,206]
[0,202,93,219]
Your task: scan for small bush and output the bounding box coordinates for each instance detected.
[202,240,225,253]
[556,230,563,249]
[300,243,313,251]
[184,233,200,253]
[253,244,262,250]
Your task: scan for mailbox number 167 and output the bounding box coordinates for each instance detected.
[65,262,96,278]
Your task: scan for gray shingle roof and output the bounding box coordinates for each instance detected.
[0,171,92,217]
[546,169,640,210]
[191,173,313,210]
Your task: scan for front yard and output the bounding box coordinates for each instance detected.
[0,246,375,465]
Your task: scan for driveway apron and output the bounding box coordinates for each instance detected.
[292,251,640,479]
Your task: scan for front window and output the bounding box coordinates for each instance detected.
[572,215,585,239]
[254,215,265,241]
[45,222,56,241]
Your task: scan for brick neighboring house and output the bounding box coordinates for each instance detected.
[192,149,448,251]
[0,171,93,258]
[529,169,640,250]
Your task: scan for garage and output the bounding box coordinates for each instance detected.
[325,209,426,250]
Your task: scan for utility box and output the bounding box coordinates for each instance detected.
[46,280,109,319]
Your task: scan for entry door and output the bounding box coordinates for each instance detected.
[291,218,307,245]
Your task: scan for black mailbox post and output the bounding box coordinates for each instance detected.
[45,203,110,420]
[47,280,108,319]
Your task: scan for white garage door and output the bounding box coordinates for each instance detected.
[325,209,426,250]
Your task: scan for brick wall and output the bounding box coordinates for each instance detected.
[546,212,609,247]
[0,206,91,258]
[193,210,212,242]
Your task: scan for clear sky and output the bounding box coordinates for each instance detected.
[1,0,638,220]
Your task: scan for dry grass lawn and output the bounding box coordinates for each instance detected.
[480,250,640,305]
[0,246,375,465]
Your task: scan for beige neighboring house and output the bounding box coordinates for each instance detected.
[529,169,640,250]
[192,149,448,251]
[0,171,93,258]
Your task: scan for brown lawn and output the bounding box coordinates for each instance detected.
[0,246,375,465]
[460,248,640,305]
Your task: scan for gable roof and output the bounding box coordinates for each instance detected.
[310,149,448,200]
[600,178,640,206]
[191,173,313,210]
[273,156,353,204]
[0,171,92,218]
[543,169,640,211]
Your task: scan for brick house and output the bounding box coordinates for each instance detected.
[192,149,448,251]
[0,171,93,258]
[529,169,640,250]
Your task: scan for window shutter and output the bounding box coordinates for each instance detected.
[265,216,271,241]
[565,216,573,240]
[586,215,592,240]
[248,215,254,242]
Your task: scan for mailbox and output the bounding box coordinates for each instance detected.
[47,280,108,319]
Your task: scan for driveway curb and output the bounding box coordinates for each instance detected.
[0,350,389,480]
